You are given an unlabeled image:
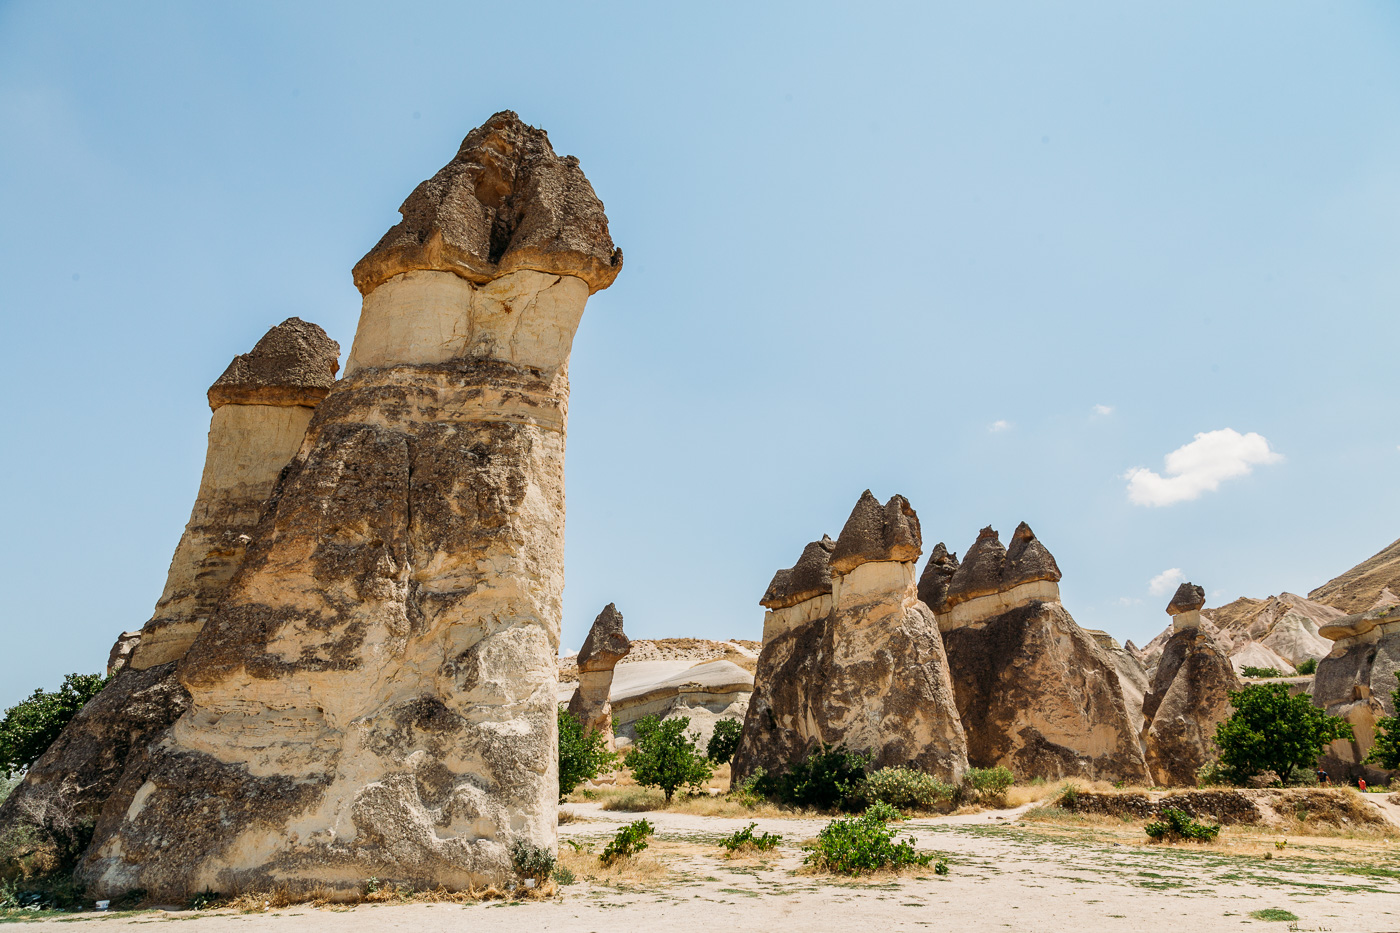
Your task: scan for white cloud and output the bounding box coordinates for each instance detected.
[1125,428,1282,507]
[1093,404,1114,416]
[1149,568,1186,597]
[1115,596,1143,607]
[989,420,1010,433]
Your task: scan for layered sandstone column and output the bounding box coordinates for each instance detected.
[1141,583,1242,786]
[130,318,341,669]
[567,604,632,749]
[81,111,622,900]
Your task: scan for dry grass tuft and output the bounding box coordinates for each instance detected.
[556,846,669,887]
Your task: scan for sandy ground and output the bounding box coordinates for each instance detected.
[11,802,1400,932]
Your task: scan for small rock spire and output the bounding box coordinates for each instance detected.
[829,490,922,575]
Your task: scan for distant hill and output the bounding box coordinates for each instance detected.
[1307,537,1400,614]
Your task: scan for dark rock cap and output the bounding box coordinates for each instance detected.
[944,526,1007,609]
[1001,522,1062,588]
[829,490,922,575]
[352,111,623,297]
[917,543,960,613]
[761,536,836,609]
[577,603,631,672]
[207,317,341,411]
[1167,583,1206,616]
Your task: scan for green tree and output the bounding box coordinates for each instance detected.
[557,707,614,801]
[706,718,742,764]
[1364,687,1400,770]
[624,715,713,803]
[1214,683,1353,785]
[0,673,108,776]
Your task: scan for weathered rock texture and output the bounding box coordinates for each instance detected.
[0,322,339,855]
[1309,537,1400,614]
[937,525,1150,782]
[130,318,341,670]
[1085,629,1150,731]
[80,112,620,900]
[1314,606,1400,779]
[1135,592,1343,676]
[731,491,968,784]
[566,604,631,750]
[1141,583,1242,786]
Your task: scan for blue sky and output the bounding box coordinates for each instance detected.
[2,1,1398,706]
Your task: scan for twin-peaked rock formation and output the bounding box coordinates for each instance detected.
[1140,583,1241,787]
[931,524,1150,783]
[76,112,620,900]
[0,320,340,849]
[731,492,968,783]
[567,604,632,749]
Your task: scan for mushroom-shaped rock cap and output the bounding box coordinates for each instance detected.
[352,110,623,297]
[761,536,836,609]
[207,317,341,411]
[829,490,922,575]
[577,603,631,672]
[917,543,961,612]
[1001,522,1062,588]
[1166,583,1206,616]
[944,526,1007,609]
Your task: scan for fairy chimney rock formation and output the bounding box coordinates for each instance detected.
[760,536,835,644]
[1141,582,1242,786]
[916,543,959,612]
[1167,582,1206,632]
[732,492,968,785]
[937,523,1149,783]
[129,318,341,670]
[567,604,632,749]
[938,523,1062,630]
[1314,606,1400,777]
[81,111,621,900]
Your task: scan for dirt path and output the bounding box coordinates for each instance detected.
[11,802,1400,931]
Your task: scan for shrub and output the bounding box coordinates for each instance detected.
[1214,683,1353,785]
[728,768,766,808]
[764,744,870,810]
[706,718,743,765]
[1295,658,1318,676]
[1196,759,1230,787]
[551,865,576,886]
[0,674,108,777]
[600,819,654,866]
[803,812,933,876]
[558,707,615,801]
[1058,784,1081,808]
[624,716,713,803]
[509,839,556,884]
[1144,808,1220,842]
[963,766,1015,805]
[720,822,782,853]
[1366,687,1400,770]
[1241,666,1286,679]
[859,767,955,812]
[863,800,902,823]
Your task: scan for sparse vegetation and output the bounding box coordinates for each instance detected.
[558,707,615,801]
[1248,908,1299,922]
[1365,686,1400,769]
[0,673,108,777]
[803,812,934,876]
[706,718,742,765]
[508,839,556,885]
[600,819,654,866]
[1214,683,1353,785]
[863,800,902,823]
[858,767,955,812]
[962,766,1015,806]
[1294,658,1318,676]
[1240,666,1286,679]
[624,716,713,803]
[756,743,870,810]
[1144,807,1221,843]
[720,822,782,854]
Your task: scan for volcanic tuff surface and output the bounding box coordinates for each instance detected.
[1309,537,1400,615]
[567,604,632,750]
[731,492,968,784]
[79,112,620,900]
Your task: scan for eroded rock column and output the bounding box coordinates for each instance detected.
[80,111,622,900]
[567,604,632,750]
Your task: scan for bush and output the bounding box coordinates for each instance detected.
[1366,687,1400,769]
[0,674,108,777]
[1144,808,1220,842]
[859,767,955,812]
[1196,759,1230,787]
[1241,666,1286,679]
[1058,784,1081,808]
[720,822,782,853]
[509,839,556,884]
[624,716,713,803]
[558,707,615,801]
[762,744,870,810]
[963,766,1015,805]
[728,768,766,808]
[1214,684,1353,785]
[707,718,743,765]
[1295,658,1318,676]
[863,800,902,823]
[803,812,934,876]
[551,865,576,886]
[600,819,654,866]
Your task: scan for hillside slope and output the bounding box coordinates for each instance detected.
[1308,537,1400,614]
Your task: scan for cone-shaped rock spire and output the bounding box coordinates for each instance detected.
[761,537,836,609]
[945,527,1006,609]
[829,490,922,575]
[206,317,341,410]
[917,543,960,612]
[577,603,631,672]
[1001,522,1061,588]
